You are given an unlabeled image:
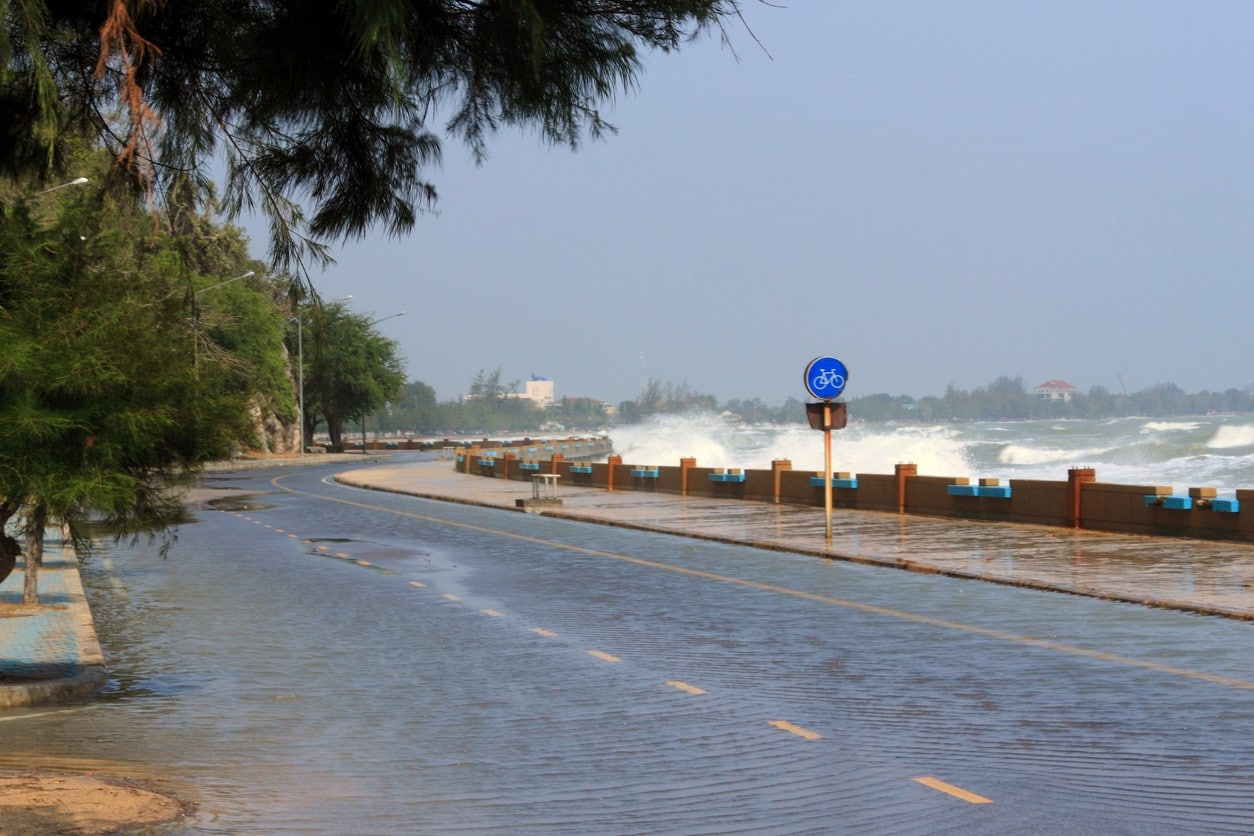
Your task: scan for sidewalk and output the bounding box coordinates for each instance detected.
[338,460,1254,622]
[0,535,108,710]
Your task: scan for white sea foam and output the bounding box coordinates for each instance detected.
[606,414,1254,492]
[1207,424,1254,450]
[1141,421,1201,433]
[996,444,1111,467]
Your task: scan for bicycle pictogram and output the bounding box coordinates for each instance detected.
[811,368,845,391]
[803,355,849,400]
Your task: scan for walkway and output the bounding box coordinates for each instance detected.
[0,534,107,710]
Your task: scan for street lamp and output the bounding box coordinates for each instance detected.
[195,270,255,296]
[191,271,256,370]
[29,177,89,197]
[361,310,406,451]
[293,294,353,455]
[368,310,406,326]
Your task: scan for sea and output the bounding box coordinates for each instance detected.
[609,414,1254,497]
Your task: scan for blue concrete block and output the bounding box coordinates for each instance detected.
[811,477,858,489]
[631,469,659,479]
[1147,495,1192,510]
[519,462,541,471]
[976,485,1012,499]
[709,472,747,483]
[569,465,593,474]
[947,484,979,497]
[1211,498,1239,513]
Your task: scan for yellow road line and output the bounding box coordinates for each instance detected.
[355,560,372,566]
[769,720,823,740]
[589,650,620,662]
[913,776,993,804]
[666,680,707,695]
[482,609,505,617]
[442,593,461,602]
[408,581,426,588]
[529,627,557,637]
[272,475,1254,691]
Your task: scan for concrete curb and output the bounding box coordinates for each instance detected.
[0,539,108,711]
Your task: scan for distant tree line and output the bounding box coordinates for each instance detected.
[848,376,1254,423]
[368,373,1254,437]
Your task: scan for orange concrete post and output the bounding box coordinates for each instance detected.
[502,452,515,480]
[772,459,792,504]
[550,453,564,474]
[1068,467,1096,528]
[895,463,917,513]
[607,454,622,492]
[680,457,697,496]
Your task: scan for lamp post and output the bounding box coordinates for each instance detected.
[360,310,406,452]
[293,294,353,455]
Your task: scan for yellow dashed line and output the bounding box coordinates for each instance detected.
[271,474,1254,697]
[442,593,461,602]
[408,581,426,588]
[529,627,557,637]
[356,560,372,566]
[274,528,285,533]
[482,609,504,617]
[769,720,823,740]
[913,776,993,804]
[589,650,620,662]
[335,552,349,558]
[317,545,329,551]
[666,680,707,695]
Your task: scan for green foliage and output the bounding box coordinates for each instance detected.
[2,1,747,273]
[297,303,406,449]
[0,151,291,598]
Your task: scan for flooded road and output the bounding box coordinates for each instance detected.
[2,458,1252,833]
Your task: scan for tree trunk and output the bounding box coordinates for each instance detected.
[0,503,19,586]
[22,526,43,605]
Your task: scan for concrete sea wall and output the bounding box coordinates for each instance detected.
[455,438,1254,543]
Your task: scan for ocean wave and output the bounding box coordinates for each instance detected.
[997,444,1110,466]
[1140,421,1201,433]
[1207,424,1254,450]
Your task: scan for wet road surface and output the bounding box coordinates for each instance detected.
[1,457,1250,833]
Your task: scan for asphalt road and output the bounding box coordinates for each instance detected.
[4,458,1251,833]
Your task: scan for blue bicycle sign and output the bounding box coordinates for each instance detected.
[804,356,848,400]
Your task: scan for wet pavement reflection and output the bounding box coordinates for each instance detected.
[344,460,1254,620]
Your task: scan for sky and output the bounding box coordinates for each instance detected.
[241,2,1254,406]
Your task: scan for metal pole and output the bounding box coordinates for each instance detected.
[297,316,304,456]
[824,403,833,545]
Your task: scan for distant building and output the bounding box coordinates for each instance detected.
[503,375,555,408]
[523,376,554,408]
[1032,379,1079,402]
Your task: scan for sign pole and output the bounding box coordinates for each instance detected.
[824,403,833,545]
[803,356,849,549]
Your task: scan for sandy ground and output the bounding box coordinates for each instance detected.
[0,773,190,833]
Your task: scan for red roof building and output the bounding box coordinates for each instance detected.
[1032,379,1079,402]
